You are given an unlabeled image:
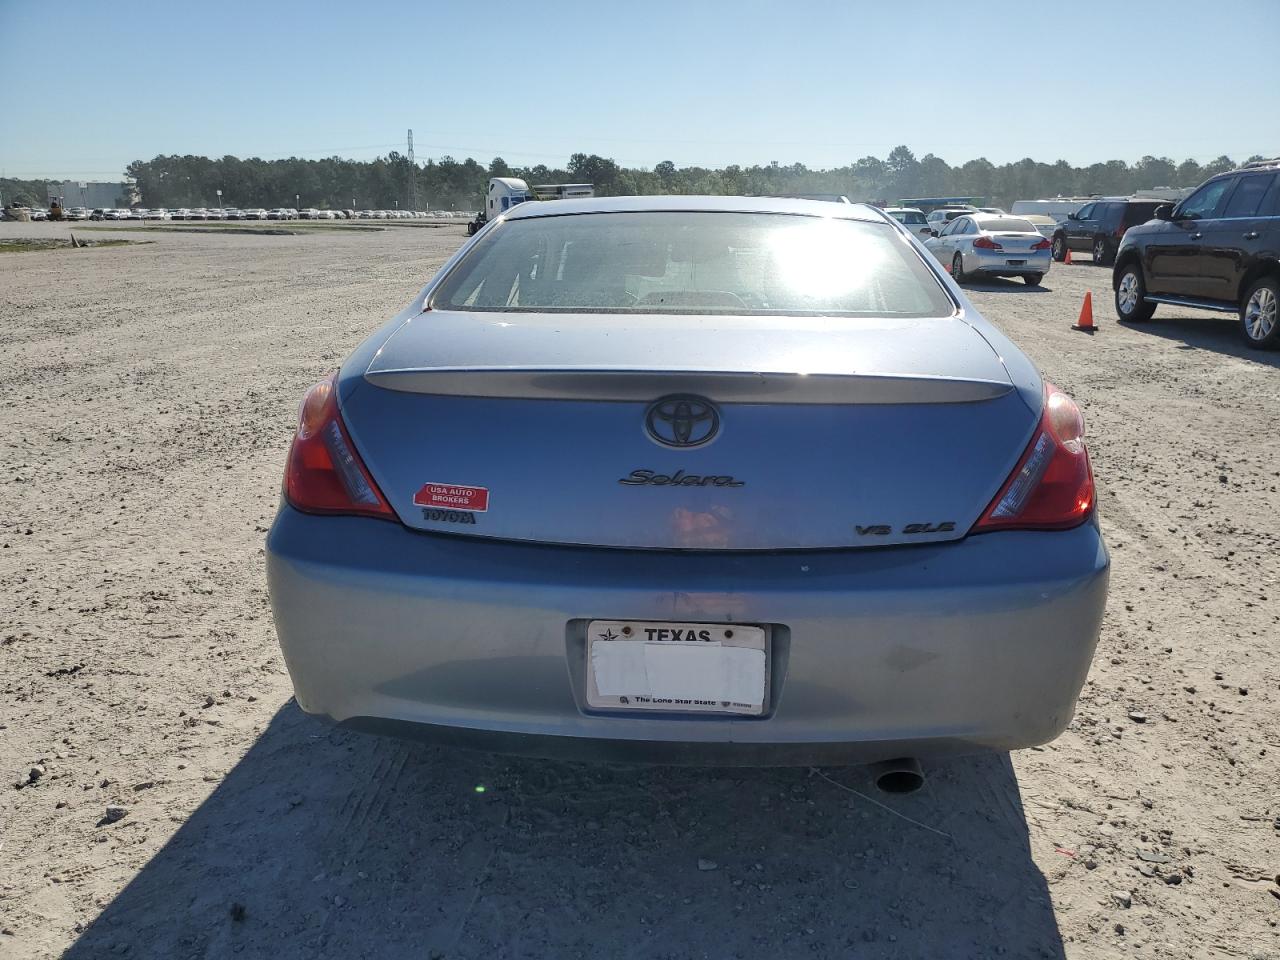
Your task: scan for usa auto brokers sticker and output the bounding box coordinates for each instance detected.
[414,482,487,524]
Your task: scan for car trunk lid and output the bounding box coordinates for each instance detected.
[985,233,1045,254]
[341,309,1039,550]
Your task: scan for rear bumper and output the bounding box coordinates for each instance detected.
[267,507,1108,765]
[968,250,1052,276]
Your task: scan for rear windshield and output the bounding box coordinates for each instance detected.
[979,217,1038,233]
[433,211,952,317]
[1123,202,1164,222]
[889,211,927,224]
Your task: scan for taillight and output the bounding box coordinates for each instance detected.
[973,236,1002,250]
[1031,238,1052,250]
[972,383,1095,532]
[283,373,395,520]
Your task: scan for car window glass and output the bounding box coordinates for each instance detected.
[1260,176,1280,217]
[1124,203,1163,224]
[434,211,954,317]
[1075,204,1094,220]
[903,212,926,224]
[980,217,1037,232]
[1178,178,1233,220]
[937,220,955,236]
[1222,174,1275,218]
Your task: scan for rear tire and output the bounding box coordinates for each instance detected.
[1093,236,1113,266]
[1115,262,1156,323]
[1051,235,1067,262]
[1240,276,1280,349]
[951,253,966,284]
[1024,273,1043,286]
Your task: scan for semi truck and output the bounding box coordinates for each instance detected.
[467,178,593,236]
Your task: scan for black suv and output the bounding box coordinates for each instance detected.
[1051,199,1167,266]
[1112,160,1280,349]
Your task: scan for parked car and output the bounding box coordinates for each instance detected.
[268,208,291,220]
[65,207,90,221]
[242,208,268,220]
[299,208,319,219]
[882,207,931,240]
[1022,215,1060,240]
[144,208,170,220]
[925,213,1053,285]
[977,207,1007,215]
[206,208,225,220]
[125,209,144,220]
[30,208,48,221]
[926,207,976,235]
[1051,199,1166,266]
[1113,159,1280,348]
[266,195,1107,768]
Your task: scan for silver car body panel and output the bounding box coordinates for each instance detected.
[365,311,1013,393]
[267,508,1108,765]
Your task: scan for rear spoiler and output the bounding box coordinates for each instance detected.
[362,368,1012,404]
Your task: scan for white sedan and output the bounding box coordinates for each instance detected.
[924,213,1053,286]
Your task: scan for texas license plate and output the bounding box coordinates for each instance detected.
[585,620,769,716]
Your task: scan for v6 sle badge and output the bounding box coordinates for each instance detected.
[855,521,956,537]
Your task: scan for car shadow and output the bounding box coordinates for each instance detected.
[63,703,1066,959]
[962,276,1054,294]
[1124,312,1280,367]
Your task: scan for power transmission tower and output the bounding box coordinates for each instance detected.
[407,129,417,212]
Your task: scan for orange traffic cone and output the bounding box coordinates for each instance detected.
[1064,246,1073,265]
[1072,291,1096,333]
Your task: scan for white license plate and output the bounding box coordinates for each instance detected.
[585,620,769,716]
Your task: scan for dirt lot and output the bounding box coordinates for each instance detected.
[2,220,1277,960]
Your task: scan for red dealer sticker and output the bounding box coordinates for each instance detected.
[413,482,489,513]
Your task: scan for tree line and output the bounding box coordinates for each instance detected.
[6,147,1267,213]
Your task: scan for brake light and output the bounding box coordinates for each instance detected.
[283,373,395,519]
[972,383,1094,532]
[1031,238,1052,250]
[973,236,1002,250]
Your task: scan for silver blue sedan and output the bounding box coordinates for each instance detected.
[925,213,1055,286]
[266,196,1108,767]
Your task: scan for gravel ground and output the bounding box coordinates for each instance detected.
[1,221,1277,960]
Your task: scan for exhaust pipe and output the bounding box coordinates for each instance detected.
[870,757,924,794]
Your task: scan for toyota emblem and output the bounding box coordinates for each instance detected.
[645,395,720,448]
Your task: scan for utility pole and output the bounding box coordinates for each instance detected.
[407,128,417,213]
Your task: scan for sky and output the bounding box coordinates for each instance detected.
[1,0,1277,181]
